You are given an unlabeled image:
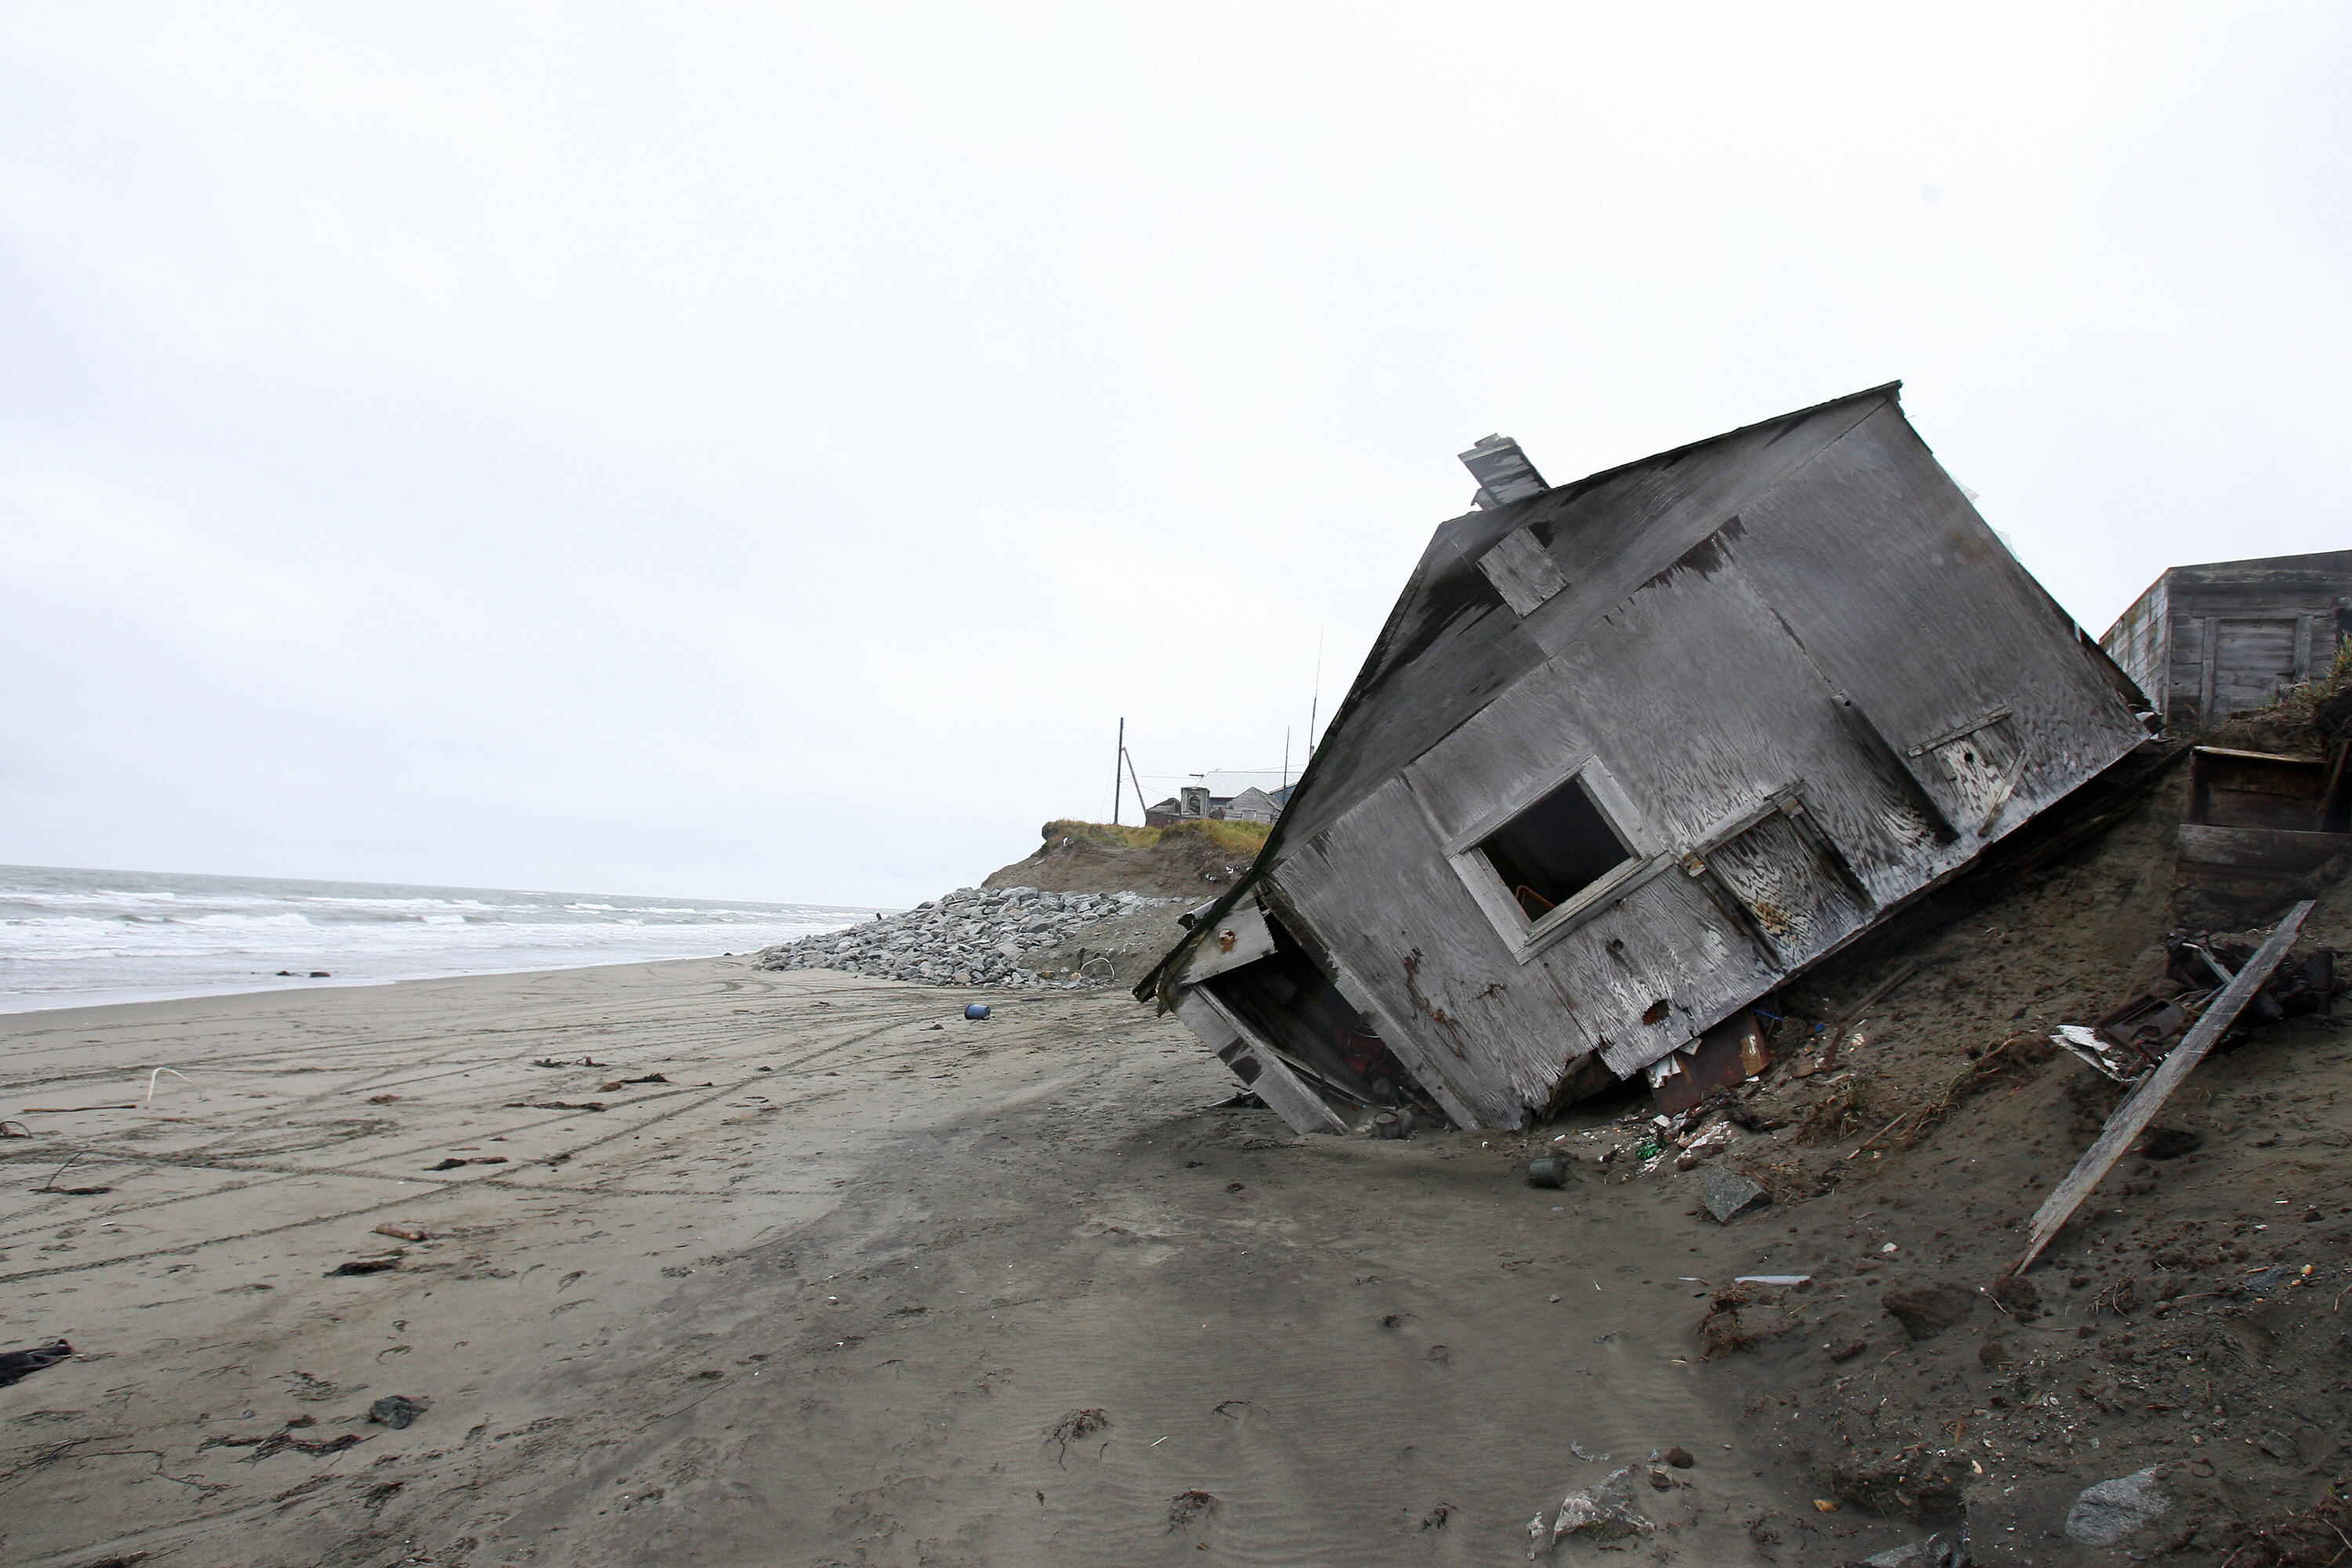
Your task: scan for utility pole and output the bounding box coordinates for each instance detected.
[1282,728,1290,789]
[1112,717,1126,825]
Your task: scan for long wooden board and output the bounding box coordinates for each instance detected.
[2013,900,2313,1275]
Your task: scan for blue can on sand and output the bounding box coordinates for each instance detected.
[964,1004,991,1021]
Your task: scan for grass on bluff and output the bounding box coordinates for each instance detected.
[1041,818,1273,854]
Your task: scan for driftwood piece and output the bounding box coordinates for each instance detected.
[2014,899,2312,1275]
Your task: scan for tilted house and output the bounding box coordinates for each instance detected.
[1138,384,2154,1135]
[2100,551,2352,728]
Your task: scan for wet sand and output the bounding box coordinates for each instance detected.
[0,959,1828,1566]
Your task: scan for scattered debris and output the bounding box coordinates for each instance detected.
[1664,1447,1694,1468]
[1650,1010,1776,1112]
[2016,900,2312,1273]
[141,1065,202,1108]
[2063,1465,2172,1547]
[0,1339,74,1388]
[329,1253,404,1276]
[1699,1167,1771,1224]
[1734,1275,1809,1287]
[530,1057,601,1068]
[595,1074,669,1090]
[1543,1466,1652,1553]
[1698,1283,1791,1359]
[38,1152,112,1195]
[279,1371,344,1402]
[1045,1407,1108,1465]
[200,1426,362,1461]
[1167,1489,1217,1530]
[0,1120,28,1137]
[372,1223,431,1243]
[426,1156,514,1170]
[1829,1449,1972,1524]
[503,1101,606,1113]
[367,1395,430,1430]
[2052,915,2338,1083]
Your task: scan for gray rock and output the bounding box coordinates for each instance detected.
[1700,1166,1772,1223]
[1860,1527,1968,1568]
[2063,1467,2171,1546]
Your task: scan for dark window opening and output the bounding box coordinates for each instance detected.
[1207,912,1447,1123]
[1478,775,1632,922]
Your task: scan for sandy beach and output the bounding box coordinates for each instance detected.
[1,958,1820,1567]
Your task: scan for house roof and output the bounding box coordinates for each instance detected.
[1282,382,1903,847]
[1142,380,1906,1003]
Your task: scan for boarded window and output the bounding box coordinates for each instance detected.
[1476,775,1632,921]
[2212,618,2300,717]
[1475,527,1570,616]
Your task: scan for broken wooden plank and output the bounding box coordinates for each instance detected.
[1178,899,1277,985]
[2013,899,2312,1276]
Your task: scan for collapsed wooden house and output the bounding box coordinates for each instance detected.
[1137,383,2155,1134]
[2100,550,2352,728]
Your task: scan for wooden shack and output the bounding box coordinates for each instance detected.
[1138,384,2156,1134]
[2100,551,2352,728]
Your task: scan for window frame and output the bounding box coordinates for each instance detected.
[1437,755,1658,960]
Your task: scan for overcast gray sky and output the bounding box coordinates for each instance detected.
[4,5,2347,907]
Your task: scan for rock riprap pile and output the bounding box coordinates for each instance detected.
[754,886,1174,989]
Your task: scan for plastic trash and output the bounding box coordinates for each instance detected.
[964,1004,992,1021]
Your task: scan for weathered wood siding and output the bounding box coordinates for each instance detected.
[2102,578,2169,714]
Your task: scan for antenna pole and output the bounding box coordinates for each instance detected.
[1282,728,1290,789]
[1308,630,1324,758]
[1112,717,1125,824]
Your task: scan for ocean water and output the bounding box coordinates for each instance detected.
[0,864,874,1014]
